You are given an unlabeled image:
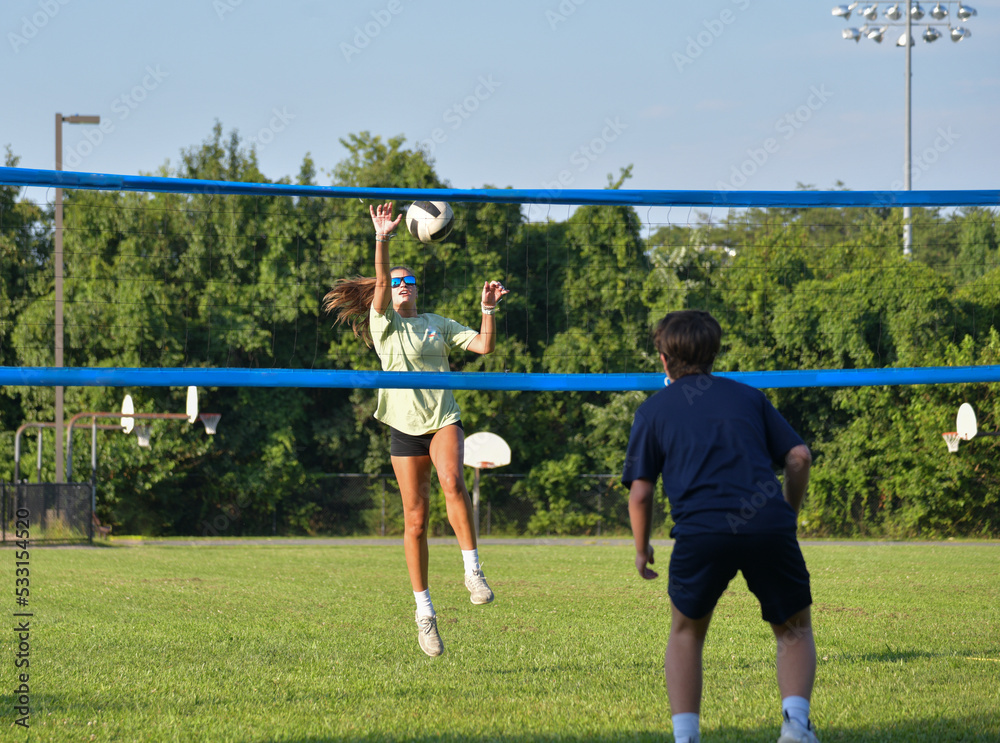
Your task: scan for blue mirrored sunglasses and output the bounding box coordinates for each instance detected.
[391,276,417,288]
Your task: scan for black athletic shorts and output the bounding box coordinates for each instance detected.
[668,532,812,625]
[389,421,463,457]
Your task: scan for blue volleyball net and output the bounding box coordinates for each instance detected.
[1,165,999,391]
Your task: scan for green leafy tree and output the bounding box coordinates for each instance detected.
[513,454,601,535]
[3,134,999,537]
[954,207,998,284]
[0,147,49,455]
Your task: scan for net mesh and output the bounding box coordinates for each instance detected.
[942,432,961,453]
[3,187,997,381]
[134,426,152,448]
[199,414,221,435]
[3,166,998,538]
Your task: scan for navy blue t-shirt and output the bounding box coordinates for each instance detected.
[621,374,804,536]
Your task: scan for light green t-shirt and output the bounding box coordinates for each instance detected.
[369,304,479,435]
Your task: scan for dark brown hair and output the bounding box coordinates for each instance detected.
[652,310,722,379]
[322,266,413,347]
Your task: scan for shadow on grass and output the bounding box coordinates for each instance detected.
[5,697,996,742]
[832,645,1000,664]
[273,714,1000,743]
[833,647,941,663]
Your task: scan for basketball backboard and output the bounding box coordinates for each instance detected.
[186,386,199,424]
[121,394,135,434]
[957,403,977,440]
[464,432,511,469]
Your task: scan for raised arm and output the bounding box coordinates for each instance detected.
[466,280,510,355]
[371,202,403,314]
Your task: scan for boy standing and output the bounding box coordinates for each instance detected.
[623,310,818,743]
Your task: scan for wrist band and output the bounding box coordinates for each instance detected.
[375,232,396,241]
[481,303,496,315]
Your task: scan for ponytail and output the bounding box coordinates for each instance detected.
[322,276,377,346]
[322,265,414,347]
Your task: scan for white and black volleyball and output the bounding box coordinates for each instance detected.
[406,201,454,244]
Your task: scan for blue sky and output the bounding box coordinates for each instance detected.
[4,0,999,208]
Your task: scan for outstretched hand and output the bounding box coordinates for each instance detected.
[482,280,510,308]
[370,202,403,236]
[635,544,658,580]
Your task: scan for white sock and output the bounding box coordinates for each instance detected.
[413,589,434,617]
[672,712,699,742]
[782,696,810,728]
[462,548,480,574]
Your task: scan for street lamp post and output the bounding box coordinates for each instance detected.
[54,113,100,482]
[904,2,913,254]
[832,1,976,256]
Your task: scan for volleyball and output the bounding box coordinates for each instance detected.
[406,201,454,243]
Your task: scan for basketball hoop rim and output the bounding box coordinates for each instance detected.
[134,425,152,448]
[942,431,961,453]
[199,412,222,435]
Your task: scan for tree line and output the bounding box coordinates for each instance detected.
[1,124,998,538]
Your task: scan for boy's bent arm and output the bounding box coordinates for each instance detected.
[628,479,658,580]
[783,444,812,514]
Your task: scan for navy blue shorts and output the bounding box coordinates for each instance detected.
[389,421,463,457]
[668,532,812,625]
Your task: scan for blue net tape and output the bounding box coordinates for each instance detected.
[2,166,999,207]
[2,366,999,390]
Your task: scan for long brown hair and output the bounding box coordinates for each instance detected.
[322,266,413,347]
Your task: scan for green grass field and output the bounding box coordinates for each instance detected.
[4,540,999,742]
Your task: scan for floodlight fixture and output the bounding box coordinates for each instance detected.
[832,2,859,19]
[63,115,100,125]
[956,3,976,20]
[832,0,978,259]
[867,25,888,41]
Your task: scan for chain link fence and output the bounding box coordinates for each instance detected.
[1,475,668,540]
[300,473,668,538]
[2,483,94,542]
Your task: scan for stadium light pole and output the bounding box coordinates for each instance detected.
[831,1,975,256]
[54,113,101,482]
[904,4,913,255]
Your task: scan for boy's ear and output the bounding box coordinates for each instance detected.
[659,353,671,376]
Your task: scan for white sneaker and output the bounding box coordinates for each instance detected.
[778,714,819,743]
[464,564,494,605]
[415,613,443,657]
